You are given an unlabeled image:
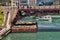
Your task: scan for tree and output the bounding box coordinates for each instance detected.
[0,6,4,28]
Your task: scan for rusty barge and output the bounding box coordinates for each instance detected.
[12,22,38,32]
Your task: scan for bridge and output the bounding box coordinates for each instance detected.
[2,5,60,27]
[2,5,60,22]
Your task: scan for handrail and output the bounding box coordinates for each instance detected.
[2,5,60,9]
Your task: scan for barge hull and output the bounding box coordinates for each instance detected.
[12,25,37,33]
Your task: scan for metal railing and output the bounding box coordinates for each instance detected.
[2,5,60,9]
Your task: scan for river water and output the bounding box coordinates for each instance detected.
[2,15,60,40]
[2,32,60,40]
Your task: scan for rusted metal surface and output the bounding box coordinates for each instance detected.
[2,6,60,22]
[12,26,37,32]
[12,22,38,32]
[19,6,60,10]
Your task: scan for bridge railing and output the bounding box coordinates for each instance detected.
[2,5,60,10]
[18,5,60,10]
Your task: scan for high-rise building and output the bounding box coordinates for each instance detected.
[11,0,37,6]
[28,0,37,6]
[10,0,60,6]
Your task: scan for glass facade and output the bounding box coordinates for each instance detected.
[20,0,28,6]
[37,0,59,6]
[21,0,27,3]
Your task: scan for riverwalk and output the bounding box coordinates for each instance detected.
[0,26,11,39]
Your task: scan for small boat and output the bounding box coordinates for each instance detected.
[38,15,52,22]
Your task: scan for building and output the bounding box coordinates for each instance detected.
[10,0,60,6]
[10,0,37,6]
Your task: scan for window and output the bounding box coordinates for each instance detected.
[21,0,27,3]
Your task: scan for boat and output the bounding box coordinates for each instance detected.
[11,22,38,32]
[37,15,52,22]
